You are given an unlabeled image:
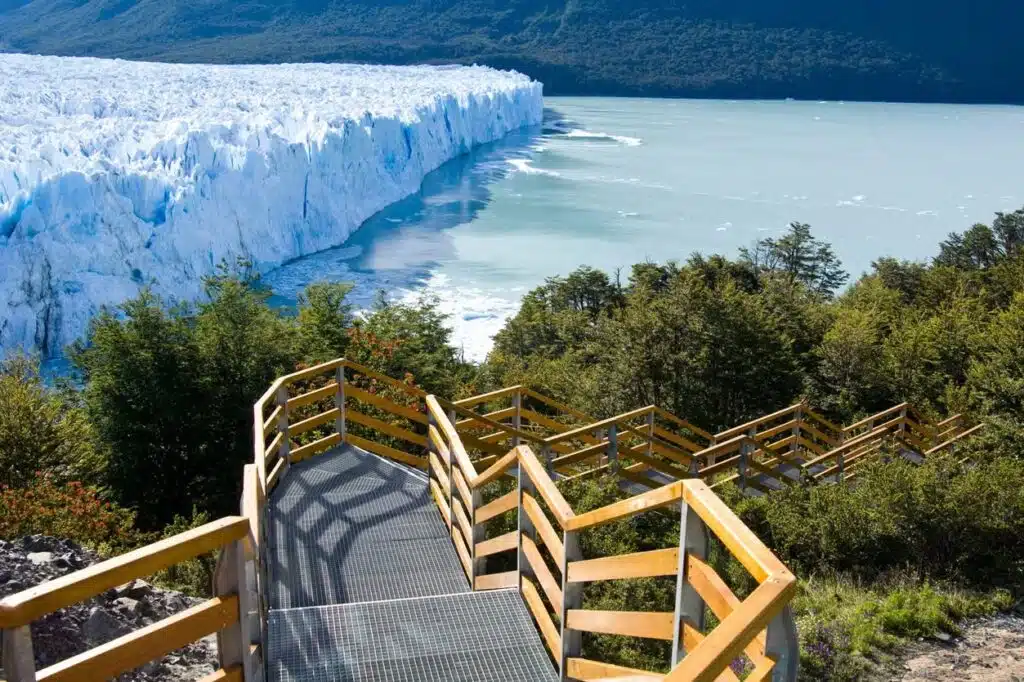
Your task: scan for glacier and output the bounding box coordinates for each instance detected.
[0,53,543,357]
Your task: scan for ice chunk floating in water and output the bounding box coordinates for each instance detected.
[0,53,543,356]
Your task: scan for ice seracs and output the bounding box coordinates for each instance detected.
[0,54,543,357]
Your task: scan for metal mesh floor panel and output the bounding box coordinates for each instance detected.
[268,445,469,608]
[267,590,559,682]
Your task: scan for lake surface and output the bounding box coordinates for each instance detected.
[265,97,1024,361]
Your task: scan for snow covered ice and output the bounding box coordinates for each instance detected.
[0,54,543,356]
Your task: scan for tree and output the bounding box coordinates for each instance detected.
[935,209,1024,270]
[0,355,105,489]
[297,281,355,362]
[72,277,299,530]
[739,222,849,298]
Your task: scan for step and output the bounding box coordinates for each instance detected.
[266,590,559,682]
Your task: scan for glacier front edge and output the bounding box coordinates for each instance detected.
[0,54,543,357]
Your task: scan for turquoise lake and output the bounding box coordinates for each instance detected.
[265,97,1024,360]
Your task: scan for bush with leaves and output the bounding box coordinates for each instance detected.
[0,474,140,553]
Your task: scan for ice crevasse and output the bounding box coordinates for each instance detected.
[0,53,544,356]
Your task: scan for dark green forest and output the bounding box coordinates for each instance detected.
[2,0,1023,103]
[3,211,1024,678]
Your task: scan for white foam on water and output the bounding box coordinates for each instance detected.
[507,158,562,177]
[563,129,643,146]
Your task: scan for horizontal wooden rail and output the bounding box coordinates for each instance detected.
[568,548,679,583]
[0,517,248,628]
[567,610,675,641]
[716,403,804,441]
[36,596,238,682]
[925,423,984,455]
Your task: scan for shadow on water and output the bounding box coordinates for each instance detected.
[263,121,549,310]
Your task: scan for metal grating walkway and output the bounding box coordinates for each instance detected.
[267,446,469,608]
[267,590,558,682]
[264,445,559,682]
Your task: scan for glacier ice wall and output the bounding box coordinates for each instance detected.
[0,54,543,356]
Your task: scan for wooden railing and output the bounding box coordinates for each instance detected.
[425,400,800,682]
[0,518,257,682]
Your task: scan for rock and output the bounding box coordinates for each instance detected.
[84,607,130,644]
[934,631,953,643]
[113,597,143,618]
[27,552,53,565]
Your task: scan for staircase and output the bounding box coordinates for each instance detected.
[1,356,982,682]
[264,445,557,682]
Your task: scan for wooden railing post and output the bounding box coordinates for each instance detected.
[672,500,708,665]
[738,428,755,493]
[512,391,522,448]
[2,626,37,682]
[765,605,799,681]
[558,530,582,680]
[275,386,290,471]
[645,411,655,459]
[335,366,346,442]
[214,538,253,681]
[471,488,486,582]
[607,424,618,474]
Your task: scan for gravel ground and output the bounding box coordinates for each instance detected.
[896,614,1024,682]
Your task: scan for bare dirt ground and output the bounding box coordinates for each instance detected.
[896,615,1024,682]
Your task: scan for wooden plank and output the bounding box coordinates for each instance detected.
[286,382,339,410]
[473,449,518,488]
[753,419,799,442]
[459,432,509,457]
[476,531,518,558]
[452,497,475,556]
[428,425,451,465]
[623,445,690,480]
[522,535,563,613]
[521,577,561,661]
[454,385,523,408]
[475,571,518,591]
[290,432,343,463]
[475,490,518,524]
[568,548,678,583]
[345,433,427,470]
[451,525,473,582]
[566,658,663,681]
[277,358,346,385]
[544,406,654,447]
[654,407,715,442]
[262,406,282,434]
[804,408,843,435]
[745,659,778,682]
[565,482,683,532]
[687,554,769,665]
[795,436,825,456]
[618,465,661,490]
[653,425,703,454]
[197,667,242,682]
[801,420,838,447]
[523,388,595,423]
[428,451,450,493]
[343,360,428,398]
[517,446,575,527]
[36,596,238,682]
[429,479,451,526]
[925,423,984,455]
[716,403,803,441]
[844,403,907,434]
[746,460,791,488]
[551,441,608,470]
[681,480,790,584]
[565,610,674,641]
[345,385,428,425]
[478,430,514,445]
[197,666,242,682]
[519,409,573,434]
[289,407,341,437]
[266,457,285,491]
[664,578,796,682]
[241,465,260,561]
[522,492,565,567]
[264,432,283,464]
[0,518,247,628]
[345,408,427,448]
[452,466,474,512]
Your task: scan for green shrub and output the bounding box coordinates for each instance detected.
[152,508,217,597]
[733,456,1024,590]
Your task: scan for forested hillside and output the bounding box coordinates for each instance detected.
[1,0,1023,103]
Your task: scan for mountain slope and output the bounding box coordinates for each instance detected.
[1,0,1022,103]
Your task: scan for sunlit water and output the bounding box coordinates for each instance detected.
[265,97,1024,362]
